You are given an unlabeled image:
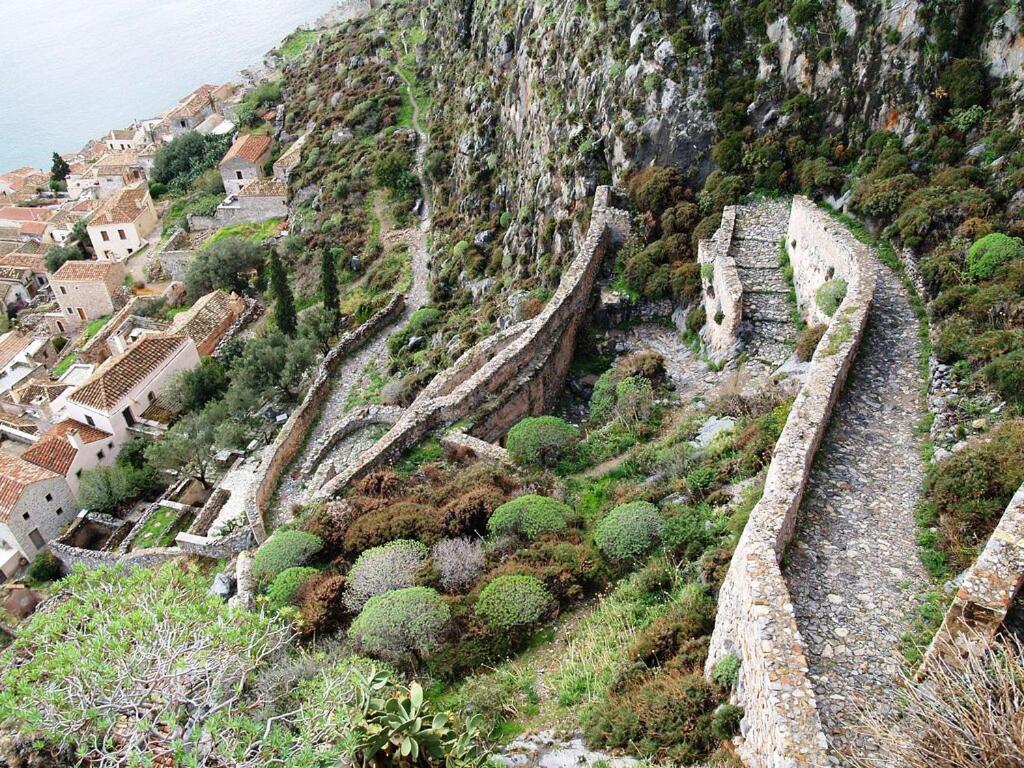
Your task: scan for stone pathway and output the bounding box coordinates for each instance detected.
[782,262,929,764]
[271,68,432,520]
[730,199,796,367]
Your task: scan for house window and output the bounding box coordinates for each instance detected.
[97,449,105,460]
[66,307,73,314]
[56,507,64,516]
[28,529,44,550]
[85,415,95,427]
[22,511,30,521]
[179,120,187,128]
[147,391,155,402]
[127,248,134,255]
[59,286,67,295]
[56,321,65,333]
[45,493,52,502]
[236,170,243,180]
[77,308,86,321]
[101,231,110,242]
[117,229,126,240]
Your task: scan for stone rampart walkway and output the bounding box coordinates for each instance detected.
[782,262,929,764]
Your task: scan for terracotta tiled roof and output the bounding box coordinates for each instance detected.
[108,128,137,141]
[23,419,111,476]
[0,412,37,435]
[222,134,272,166]
[95,150,140,174]
[0,452,60,523]
[51,259,120,282]
[18,221,48,237]
[0,331,34,370]
[90,184,151,226]
[0,207,51,223]
[68,334,188,411]
[167,85,216,119]
[169,290,240,349]
[0,253,46,274]
[9,378,69,406]
[238,178,286,198]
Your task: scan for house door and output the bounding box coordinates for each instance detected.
[122,406,136,427]
[56,321,65,333]
[77,308,86,321]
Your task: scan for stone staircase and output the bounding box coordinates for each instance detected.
[728,199,795,366]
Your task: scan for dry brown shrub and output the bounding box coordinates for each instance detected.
[296,573,346,637]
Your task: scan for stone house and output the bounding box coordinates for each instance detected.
[0,253,50,296]
[0,265,35,311]
[50,259,126,327]
[46,198,99,246]
[165,84,217,136]
[22,418,116,499]
[0,207,51,230]
[190,178,287,232]
[0,331,56,395]
[166,290,246,356]
[104,126,145,152]
[272,133,307,182]
[2,379,71,428]
[0,168,49,205]
[62,333,200,444]
[86,184,158,261]
[0,451,76,579]
[220,133,273,195]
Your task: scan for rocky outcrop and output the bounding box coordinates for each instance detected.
[706,197,877,768]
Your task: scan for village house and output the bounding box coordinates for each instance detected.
[0,331,55,395]
[220,133,273,195]
[0,168,50,204]
[50,260,126,329]
[0,451,76,579]
[22,418,116,499]
[86,184,158,261]
[46,198,99,246]
[191,178,287,231]
[165,84,217,136]
[2,379,71,429]
[0,253,50,296]
[0,207,52,230]
[167,290,245,356]
[62,333,199,444]
[272,133,307,182]
[0,265,36,311]
[104,125,146,152]
[195,112,235,136]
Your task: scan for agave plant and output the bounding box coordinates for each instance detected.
[352,666,486,768]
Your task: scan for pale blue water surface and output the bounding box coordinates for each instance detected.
[0,0,338,170]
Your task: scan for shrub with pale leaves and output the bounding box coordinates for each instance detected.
[432,538,485,593]
[344,539,428,612]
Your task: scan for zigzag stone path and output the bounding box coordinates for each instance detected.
[782,261,929,764]
[731,199,796,367]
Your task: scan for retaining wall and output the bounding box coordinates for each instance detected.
[311,186,631,501]
[706,197,877,768]
[245,294,406,542]
[919,482,1024,672]
[698,206,742,359]
[786,200,862,327]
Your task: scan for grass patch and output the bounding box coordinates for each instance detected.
[82,315,111,340]
[131,506,190,550]
[397,439,444,476]
[278,29,320,60]
[201,219,282,249]
[900,589,952,666]
[52,353,79,377]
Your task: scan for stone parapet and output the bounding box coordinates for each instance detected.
[919,482,1024,672]
[706,197,877,767]
[698,206,742,359]
[440,430,513,464]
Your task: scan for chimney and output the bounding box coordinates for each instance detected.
[66,428,83,452]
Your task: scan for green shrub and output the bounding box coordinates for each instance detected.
[589,370,618,424]
[476,575,553,630]
[506,416,580,467]
[487,495,571,540]
[982,351,1024,405]
[711,653,741,691]
[966,233,1023,281]
[685,466,718,497]
[628,583,715,666]
[662,508,714,561]
[711,703,743,740]
[25,551,62,583]
[934,316,974,364]
[628,166,685,215]
[788,0,821,28]
[926,420,1024,569]
[594,501,664,563]
[795,324,826,361]
[251,530,323,583]
[582,671,718,763]
[266,566,318,612]
[348,587,450,663]
[938,58,988,110]
[815,278,847,316]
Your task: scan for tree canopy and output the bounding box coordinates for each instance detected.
[151,131,231,194]
[185,237,264,297]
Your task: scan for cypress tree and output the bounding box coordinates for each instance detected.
[321,248,340,330]
[269,250,297,336]
[50,152,70,182]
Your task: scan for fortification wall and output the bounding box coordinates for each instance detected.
[245,294,405,542]
[697,206,742,360]
[920,482,1024,671]
[310,187,631,501]
[706,197,877,768]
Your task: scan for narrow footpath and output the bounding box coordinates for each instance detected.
[782,262,929,764]
[272,69,431,521]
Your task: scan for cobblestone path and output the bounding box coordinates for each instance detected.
[782,262,929,764]
[731,199,796,368]
[272,70,431,521]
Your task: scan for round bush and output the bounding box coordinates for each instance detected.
[487,495,571,540]
[506,416,580,467]
[266,566,318,612]
[344,539,428,611]
[25,550,62,583]
[475,575,553,630]
[967,233,1023,281]
[814,278,847,317]
[348,586,450,662]
[251,530,323,583]
[983,350,1024,405]
[432,538,485,593]
[594,501,664,563]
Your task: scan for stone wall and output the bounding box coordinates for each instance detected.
[300,404,403,475]
[310,186,631,501]
[706,197,877,768]
[919,482,1024,672]
[187,196,287,231]
[440,430,513,464]
[211,298,262,357]
[697,206,742,360]
[246,295,406,542]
